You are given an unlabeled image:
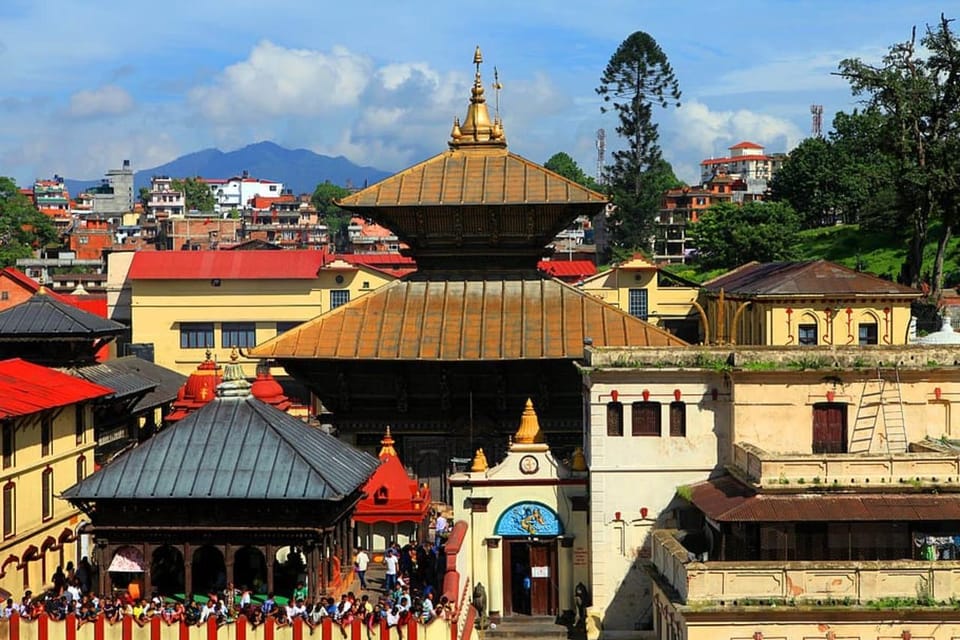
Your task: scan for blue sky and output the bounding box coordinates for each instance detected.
[0,1,951,188]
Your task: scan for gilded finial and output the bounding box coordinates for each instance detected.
[204,349,213,362]
[378,426,397,459]
[571,446,587,472]
[450,117,462,140]
[473,46,483,66]
[449,46,507,150]
[513,398,545,445]
[471,447,489,472]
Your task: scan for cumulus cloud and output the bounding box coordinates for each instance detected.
[67,84,134,118]
[189,41,373,122]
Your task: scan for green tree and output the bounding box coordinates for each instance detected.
[138,186,151,211]
[688,201,801,270]
[171,177,216,212]
[312,181,352,251]
[544,152,600,190]
[768,137,839,228]
[0,177,59,266]
[597,31,681,254]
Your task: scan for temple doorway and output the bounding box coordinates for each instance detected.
[191,546,225,595]
[234,546,268,595]
[151,546,184,597]
[502,540,557,616]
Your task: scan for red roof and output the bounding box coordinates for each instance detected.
[0,358,112,418]
[701,155,772,166]
[354,429,431,524]
[729,141,764,150]
[537,260,597,279]
[128,250,331,280]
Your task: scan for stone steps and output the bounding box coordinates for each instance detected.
[481,616,575,640]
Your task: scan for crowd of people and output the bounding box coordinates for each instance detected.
[0,540,456,636]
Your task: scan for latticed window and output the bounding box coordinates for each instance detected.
[42,468,53,521]
[76,456,87,483]
[798,324,818,346]
[606,402,623,437]
[669,401,687,437]
[2,483,13,538]
[858,323,878,345]
[628,289,648,320]
[180,323,214,349]
[330,290,350,310]
[222,322,256,348]
[632,402,661,436]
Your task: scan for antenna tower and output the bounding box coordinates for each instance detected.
[596,129,606,184]
[810,104,824,138]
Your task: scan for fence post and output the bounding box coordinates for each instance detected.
[293,616,304,640]
[206,615,218,640]
[9,612,19,640]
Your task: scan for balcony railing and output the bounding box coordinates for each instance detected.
[652,529,960,606]
[732,442,960,489]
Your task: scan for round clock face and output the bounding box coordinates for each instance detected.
[519,455,539,474]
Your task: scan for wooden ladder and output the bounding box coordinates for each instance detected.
[849,366,908,453]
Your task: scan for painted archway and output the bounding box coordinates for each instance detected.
[494,501,563,537]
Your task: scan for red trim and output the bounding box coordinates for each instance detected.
[450,612,457,640]
[206,615,218,640]
[321,616,332,640]
[65,613,76,640]
[236,616,247,640]
[150,615,161,640]
[179,617,190,640]
[292,617,304,640]
[266,616,277,640]
[9,611,18,640]
[121,615,132,638]
[379,618,389,640]
[38,612,49,640]
[448,478,587,488]
[94,614,104,640]
[407,618,418,640]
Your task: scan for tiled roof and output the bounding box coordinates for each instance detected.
[703,260,921,298]
[700,155,772,166]
[336,148,607,208]
[63,395,379,501]
[128,250,329,280]
[537,260,597,279]
[0,291,125,338]
[689,475,960,522]
[0,358,113,418]
[729,141,764,150]
[249,272,687,361]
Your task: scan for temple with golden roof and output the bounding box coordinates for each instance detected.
[250,48,685,501]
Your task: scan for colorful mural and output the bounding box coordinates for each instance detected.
[494,501,563,537]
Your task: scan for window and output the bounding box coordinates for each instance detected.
[180,323,214,349]
[276,321,303,335]
[222,322,256,348]
[41,469,53,521]
[76,456,87,484]
[1,422,11,469]
[798,323,818,346]
[606,402,623,437]
[858,323,878,345]
[330,290,350,310]
[670,401,687,437]
[75,405,85,445]
[628,289,648,320]
[632,402,661,436]
[41,416,52,456]
[2,483,13,538]
[0,291,8,301]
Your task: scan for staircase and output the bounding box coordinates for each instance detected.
[481,616,576,640]
[849,367,908,454]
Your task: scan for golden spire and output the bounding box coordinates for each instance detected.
[570,447,587,472]
[449,46,506,150]
[514,398,544,445]
[378,426,397,459]
[471,447,489,472]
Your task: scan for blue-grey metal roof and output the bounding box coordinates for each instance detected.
[66,362,157,400]
[63,396,379,501]
[0,293,126,338]
[104,356,187,413]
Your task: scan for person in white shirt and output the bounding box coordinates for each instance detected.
[355,548,370,590]
[384,550,399,592]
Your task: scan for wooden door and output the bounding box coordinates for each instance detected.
[528,542,557,616]
[812,403,847,453]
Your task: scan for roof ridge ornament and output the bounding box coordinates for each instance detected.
[448,46,507,150]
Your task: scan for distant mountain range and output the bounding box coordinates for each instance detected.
[63,141,391,197]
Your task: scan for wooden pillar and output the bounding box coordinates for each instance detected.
[346,521,355,571]
[265,544,275,596]
[97,543,109,596]
[183,543,192,597]
[320,535,328,594]
[142,542,153,599]
[224,543,234,592]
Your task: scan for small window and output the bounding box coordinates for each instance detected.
[670,401,687,437]
[798,323,818,346]
[76,456,87,484]
[41,468,53,521]
[606,402,623,437]
[1,422,12,469]
[0,291,8,301]
[632,402,661,436]
[222,322,256,348]
[362,281,370,289]
[628,289,648,320]
[858,323,878,346]
[276,321,303,335]
[2,483,13,538]
[180,323,214,349]
[75,405,85,445]
[41,416,52,456]
[330,290,350,310]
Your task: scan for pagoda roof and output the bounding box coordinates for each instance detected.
[0,358,113,418]
[64,395,379,502]
[0,290,125,339]
[354,455,430,524]
[250,271,686,362]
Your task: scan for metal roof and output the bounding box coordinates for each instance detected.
[0,291,126,338]
[689,475,960,522]
[105,356,188,413]
[128,250,330,280]
[249,271,687,361]
[703,260,921,298]
[63,396,379,501]
[66,362,157,400]
[0,358,113,418]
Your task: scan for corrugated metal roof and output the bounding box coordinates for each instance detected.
[336,149,607,208]
[128,250,330,280]
[249,272,686,361]
[105,357,187,413]
[0,358,113,418]
[0,292,125,338]
[703,260,921,298]
[65,362,157,399]
[63,396,379,501]
[689,475,960,522]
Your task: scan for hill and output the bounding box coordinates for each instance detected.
[64,141,391,196]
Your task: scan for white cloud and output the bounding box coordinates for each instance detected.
[67,85,134,118]
[189,41,373,122]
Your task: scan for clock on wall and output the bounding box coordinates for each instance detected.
[519,455,539,475]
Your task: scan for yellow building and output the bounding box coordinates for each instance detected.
[703,260,921,346]
[578,255,701,343]
[127,250,402,376]
[0,358,110,598]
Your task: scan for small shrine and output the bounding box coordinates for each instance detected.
[164,350,223,423]
[353,427,432,550]
[450,399,589,620]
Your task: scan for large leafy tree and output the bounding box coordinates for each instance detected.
[0,177,59,266]
[837,14,960,294]
[768,136,838,228]
[312,181,352,251]
[688,201,800,270]
[544,152,600,190]
[597,31,681,254]
[171,177,216,212]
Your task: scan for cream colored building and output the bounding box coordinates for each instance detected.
[0,359,109,598]
[582,344,960,639]
[578,255,701,343]
[450,400,589,622]
[127,250,400,375]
